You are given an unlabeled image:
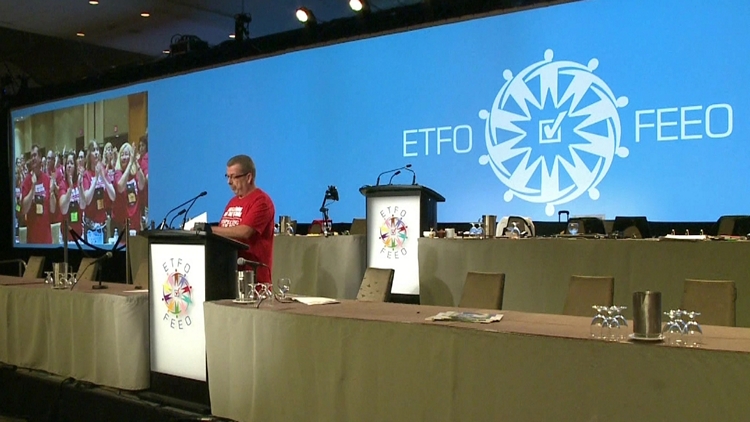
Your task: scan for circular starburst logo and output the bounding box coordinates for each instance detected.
[379,215,408,250]
[162,272,193,317]
[479,49,629,216]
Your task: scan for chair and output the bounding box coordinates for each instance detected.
[458,272,505,310]
[496,216,535,237]
[308,223,322,235]
[566,217,606,235]
[77,257,100,282]
[562,275,614,316]
[612,216,650,239]
[715,215,750,236]
[24,256,46,278]
[133,259,149,287]
[681,279,736,326]
[350,218,367,235]
[356,267,395,302]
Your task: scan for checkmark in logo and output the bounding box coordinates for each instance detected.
[538,111,567,144]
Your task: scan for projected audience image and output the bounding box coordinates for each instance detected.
[13,92,149,246]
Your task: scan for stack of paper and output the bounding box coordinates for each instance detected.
[291,296,340,305]
[427,311,503,323]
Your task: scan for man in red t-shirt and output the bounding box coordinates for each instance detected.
[21,145,54,244]
[213,154,275,284]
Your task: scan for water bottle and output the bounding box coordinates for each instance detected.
[113,228,118,244]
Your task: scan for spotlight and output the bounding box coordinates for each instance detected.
[295,7,316,24]
[349,0,370,13]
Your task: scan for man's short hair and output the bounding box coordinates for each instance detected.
[227,154,256,179]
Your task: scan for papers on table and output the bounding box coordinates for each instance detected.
[183,212,207,231]
[292,296,340,305]
[660,234,707,241]
[427,311,503,323]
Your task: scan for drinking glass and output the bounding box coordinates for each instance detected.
[602,307,621,341]
[44,271,54,286]
[278,277,292,299]
[663,310,685,346]
[567,221,580,236]
[590,306,607,339]
[509,222,521,239]
[611,305,628,341]
[683,311,703,347]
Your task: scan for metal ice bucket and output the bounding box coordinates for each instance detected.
[632,291,662,338]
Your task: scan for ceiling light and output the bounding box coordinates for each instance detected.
[349,0,370,12]
[89,0,99,5]
[140,12,150,18]
[229,34,236,39]
[76,32,85,37]
[162,49,170,54]
[295,7,316,24]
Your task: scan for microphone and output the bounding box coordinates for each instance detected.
[237,257,267,267]
[387,170,401,185]
[169,209,186,230]
[403,166,416,185]
[72,252,113,290]
[375,164,412,186]
[158,191,207,230]
[181,191,208,229]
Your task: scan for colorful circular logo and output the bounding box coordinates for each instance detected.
[379,215,408,250]
[162,272,193,317]
[479,49,629,216]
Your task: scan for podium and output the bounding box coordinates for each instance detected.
[141,229,247,406]
[359,185,444,294]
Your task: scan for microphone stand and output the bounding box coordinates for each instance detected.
[168,210,186,230]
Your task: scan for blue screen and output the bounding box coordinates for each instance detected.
[11,0,750,246]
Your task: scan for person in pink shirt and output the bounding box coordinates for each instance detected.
[82,140,115,244]
[115,142,145,233]
[20,145,54,244]
[59,151,86,240]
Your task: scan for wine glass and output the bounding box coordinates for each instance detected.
[602,307,621,341]
[278,277,291,299]
[663,310,685,346]
[590,306,607,339]
[611,305,628,341]
[683,311,703,347]
[44,271,54,286]
[567,221,579,236]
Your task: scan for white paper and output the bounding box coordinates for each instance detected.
[661,234,707,241]
[183,212,208,231]
[292,296,340,305]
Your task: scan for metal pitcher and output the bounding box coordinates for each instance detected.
[279,216,292,235]
[632,291,662,338]
[482,215,497,239]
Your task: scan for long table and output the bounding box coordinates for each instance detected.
[204,299,750,422]
[0,277,150,390]
[271,234,366,299]
[419,237,750,326]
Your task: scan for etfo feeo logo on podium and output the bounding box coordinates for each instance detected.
[160,258,194,330]
[378,205,409,259]
[478,49,630,216]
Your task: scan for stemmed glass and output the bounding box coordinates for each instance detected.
[277,277,292,299]
[590,306,607,339]
[683,311,703,347]
[611,305,628,341]
[44,271,54,286]
[567,221,580,236]
[602,307,621,341]
[663,310,685,346]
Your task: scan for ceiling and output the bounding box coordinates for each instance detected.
[0,0,422,88]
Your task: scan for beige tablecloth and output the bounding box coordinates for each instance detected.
[272,235,366,299]
[0,279,150,390]
[419,237,750,326]
[205,299,750,422]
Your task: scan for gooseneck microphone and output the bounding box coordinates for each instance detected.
[158,191,207,230]
[375,164,412,186]
[181,191,208,229]
[71,251,113,290]
[387,170,401,185]
[170,210,186,230]
[403,166,417,185]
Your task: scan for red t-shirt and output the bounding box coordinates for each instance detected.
[21,171,53,244]
[219,188,275,283]
[83,169,111,224]
[59,179,84,239]
[47,167,64,224]
[114,170,141,231]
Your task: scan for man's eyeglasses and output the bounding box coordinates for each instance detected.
[225,172,249,181]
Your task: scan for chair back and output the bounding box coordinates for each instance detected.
[24,256,46,278]
[356,267,395,302]
[350,218,367,235]
[133,259,149,287]
[458,272,505,310]
[562,275,614,316]
[77,257,100,281]
[681,279,736,326]
[308,223,322,235]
